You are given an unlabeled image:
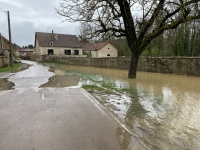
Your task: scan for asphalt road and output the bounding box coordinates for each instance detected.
[0,60,147,150]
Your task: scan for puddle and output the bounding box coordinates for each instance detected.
[40,69,81,88]
[0,78,14,91]
[0,63,31,91]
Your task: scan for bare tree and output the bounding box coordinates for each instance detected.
[78,24,90,43]
[57,0,200,78]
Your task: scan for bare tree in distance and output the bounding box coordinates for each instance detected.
[78,24,89,43]
[57,0,200,78]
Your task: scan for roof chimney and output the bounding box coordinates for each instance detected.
[54,33,58,41]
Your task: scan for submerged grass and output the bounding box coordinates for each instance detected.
[82,84,105,91]
[81,76,148,116]
[81,74,138,97]
[0,63,20,72]
[43,62,59,68]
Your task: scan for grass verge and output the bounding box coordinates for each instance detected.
[0,63,21,72]
[82,84,105,91]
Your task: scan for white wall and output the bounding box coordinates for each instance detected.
[97,43,118,57]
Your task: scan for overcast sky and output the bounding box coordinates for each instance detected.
[0,0,79,47]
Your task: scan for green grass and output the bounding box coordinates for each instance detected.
[0,63,20,72]
[81,75,138,96]
[82,84,105,91]
[101,82,116,89]
[43,62,59,68]
[82,84,114,94]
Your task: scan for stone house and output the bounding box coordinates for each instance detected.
[82,42,118,58]
[0,34,10,67]
[35,31,85,59]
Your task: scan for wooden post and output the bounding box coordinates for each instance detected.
[7,11,13,67]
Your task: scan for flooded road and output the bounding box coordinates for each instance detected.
[1,61,147,150]
[43,63,200,150]
[8,61,54,89]
[40,69,80,88]
[1,61,200,149]
[0,63,31,91]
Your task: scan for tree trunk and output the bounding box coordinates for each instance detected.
[128,52,139,79]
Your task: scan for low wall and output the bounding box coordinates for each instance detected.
[38,55,200,76]
[138,57,200,76]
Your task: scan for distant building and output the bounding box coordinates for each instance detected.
[16,48,35,59]
[35,31,85,59]
[82,42,118,58]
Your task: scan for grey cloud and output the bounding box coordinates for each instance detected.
[0,0,78,47]
[11,21,35,46]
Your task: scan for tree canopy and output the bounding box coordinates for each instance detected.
[24,44,34,49]
[57,0,200,78]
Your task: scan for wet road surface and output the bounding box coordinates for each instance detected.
[8,61,54,89]
[41,62,200,149]
[0,60,147,150]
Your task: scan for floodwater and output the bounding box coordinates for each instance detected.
[43,63,200,150]
[40,68,80,88]
[0,78,14,91]
[0,63,31,91]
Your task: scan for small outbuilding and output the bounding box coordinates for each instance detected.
[82,42,118,58]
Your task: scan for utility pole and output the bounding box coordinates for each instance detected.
[7,11,13,67]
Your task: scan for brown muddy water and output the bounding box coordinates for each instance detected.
[43,63,200,150]
[40,68,80,88]
[0,78,14,91]
[0,63,30,91]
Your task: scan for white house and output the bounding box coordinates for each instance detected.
[82,42,118,58]
[35,31,85,59]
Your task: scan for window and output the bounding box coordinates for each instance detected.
[49,41,54,46]
[74,50,79,55]
[64,50,71,55]
[107,54,110,56]
[48,49,54,55]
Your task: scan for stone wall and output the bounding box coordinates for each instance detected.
[0,56,9,68]
[138,57,200,76]
[37,55,200,76]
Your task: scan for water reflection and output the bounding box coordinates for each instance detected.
[40,69,80,88]
[0,78,14,91]
[0,63,30,91]
[43,63,200,149]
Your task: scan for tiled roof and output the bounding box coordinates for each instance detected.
[95,42,109,50]
[82,43,96,51]
[0,34,9,43]
[35,32,81,48]
[13,43,22,50]
[1,34,21,50]
[82,42,110,51]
